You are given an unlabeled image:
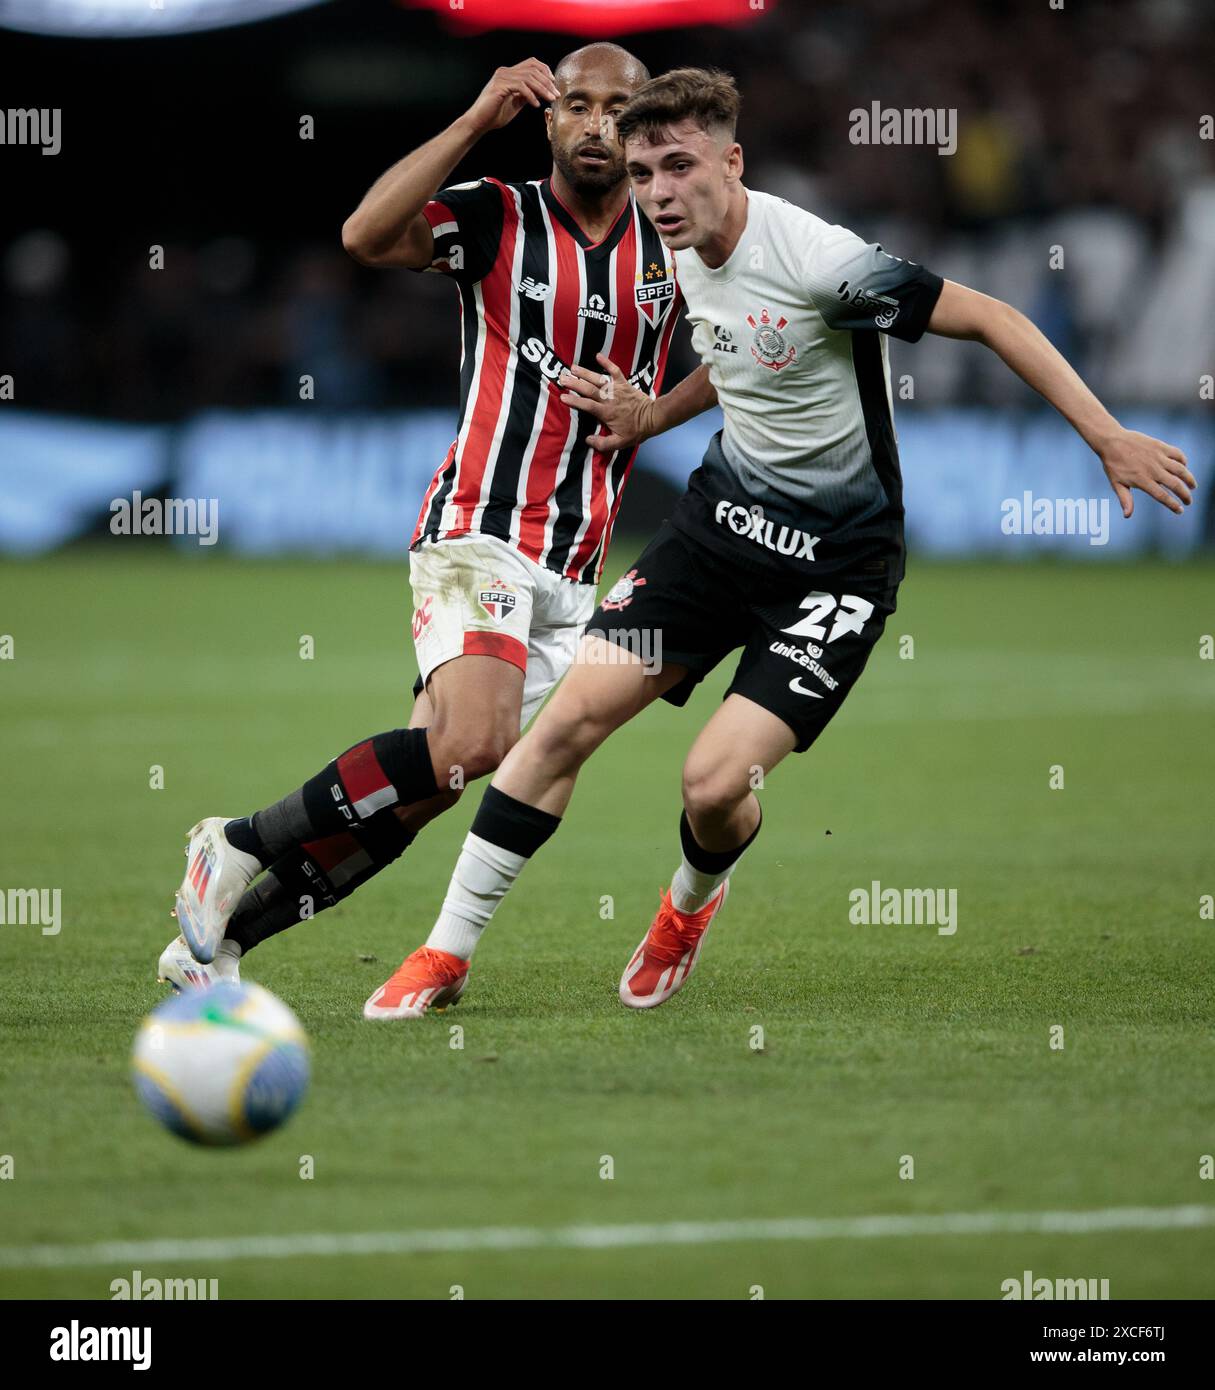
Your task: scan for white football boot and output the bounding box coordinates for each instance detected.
[174,817,262,963]
[157,934,242,991]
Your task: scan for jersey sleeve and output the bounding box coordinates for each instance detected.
[414,177,504,282]
[806,223,943,342]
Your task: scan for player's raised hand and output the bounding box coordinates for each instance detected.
[559,353,656,453]
[463,59,561,135]
[1098,427,1196,518]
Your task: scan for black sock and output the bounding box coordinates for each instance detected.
[469,784,562,858]
[224,813,417,955]
[679,804,762,874]
[226,728,439,864]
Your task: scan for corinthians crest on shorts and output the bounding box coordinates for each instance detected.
[747,306,797,371]
[600,568,646,612]
[477,579,518,623]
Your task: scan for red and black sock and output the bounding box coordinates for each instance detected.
[225,727,438,865]
[224,813,417,955]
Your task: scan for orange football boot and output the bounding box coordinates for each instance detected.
[363,946,468,1020]
[619,882,729,1009]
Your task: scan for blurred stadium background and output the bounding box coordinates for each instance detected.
[1,0,1212,558]
[3,0,1215,1307]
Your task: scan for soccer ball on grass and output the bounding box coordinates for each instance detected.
[132,982,309,1145]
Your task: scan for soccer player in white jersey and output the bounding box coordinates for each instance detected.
[362,67,1195,1018]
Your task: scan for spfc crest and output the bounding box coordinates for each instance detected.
[747,307,797,371]
[635,260,675,326]
[478,580,518,623]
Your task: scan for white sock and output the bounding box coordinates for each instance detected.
[426,832,528,960]
[670,857,737,914]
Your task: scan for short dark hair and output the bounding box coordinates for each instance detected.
[616,67,741,146]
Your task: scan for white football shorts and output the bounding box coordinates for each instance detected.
[409,534,597,728]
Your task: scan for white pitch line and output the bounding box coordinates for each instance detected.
[0,1205,1212,1271]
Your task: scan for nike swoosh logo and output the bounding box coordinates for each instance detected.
[788,677,824,698]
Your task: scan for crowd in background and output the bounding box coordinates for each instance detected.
[3,0,1212,418]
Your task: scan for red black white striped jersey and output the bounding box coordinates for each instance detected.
[408,175,682,584]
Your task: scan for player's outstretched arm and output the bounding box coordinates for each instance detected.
[341,58,560,269]
[559,357,718,453]
[927,279,1196,518]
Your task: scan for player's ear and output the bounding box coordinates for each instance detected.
[726,141,744,180]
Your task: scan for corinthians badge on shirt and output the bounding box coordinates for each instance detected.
[478,580,518,623]
[746,307,797,371]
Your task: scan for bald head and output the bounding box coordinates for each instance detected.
[554,42,649,90]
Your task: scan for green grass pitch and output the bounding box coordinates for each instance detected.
[1,547,1212,1299]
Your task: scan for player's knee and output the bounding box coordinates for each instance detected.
[461,730,518,782]
[428,722,518,785]
[681,759,747,824]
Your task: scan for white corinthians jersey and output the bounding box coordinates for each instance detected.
[670,187,942,583]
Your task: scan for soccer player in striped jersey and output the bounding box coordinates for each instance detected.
[361,66,1195,1018]
[160,45,717,990]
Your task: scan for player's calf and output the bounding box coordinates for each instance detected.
[223,727,439,865]
[222,814,419,958]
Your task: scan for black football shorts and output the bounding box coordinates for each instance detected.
[585,521,898,753]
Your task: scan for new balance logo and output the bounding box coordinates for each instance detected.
[714,502,819,561]
[516,277,551,301]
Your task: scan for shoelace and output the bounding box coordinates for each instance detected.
[382,947,464,997]
[404,946,465,985]
[644,893,715,968]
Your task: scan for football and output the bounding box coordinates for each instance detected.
[131,982,310,1146]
